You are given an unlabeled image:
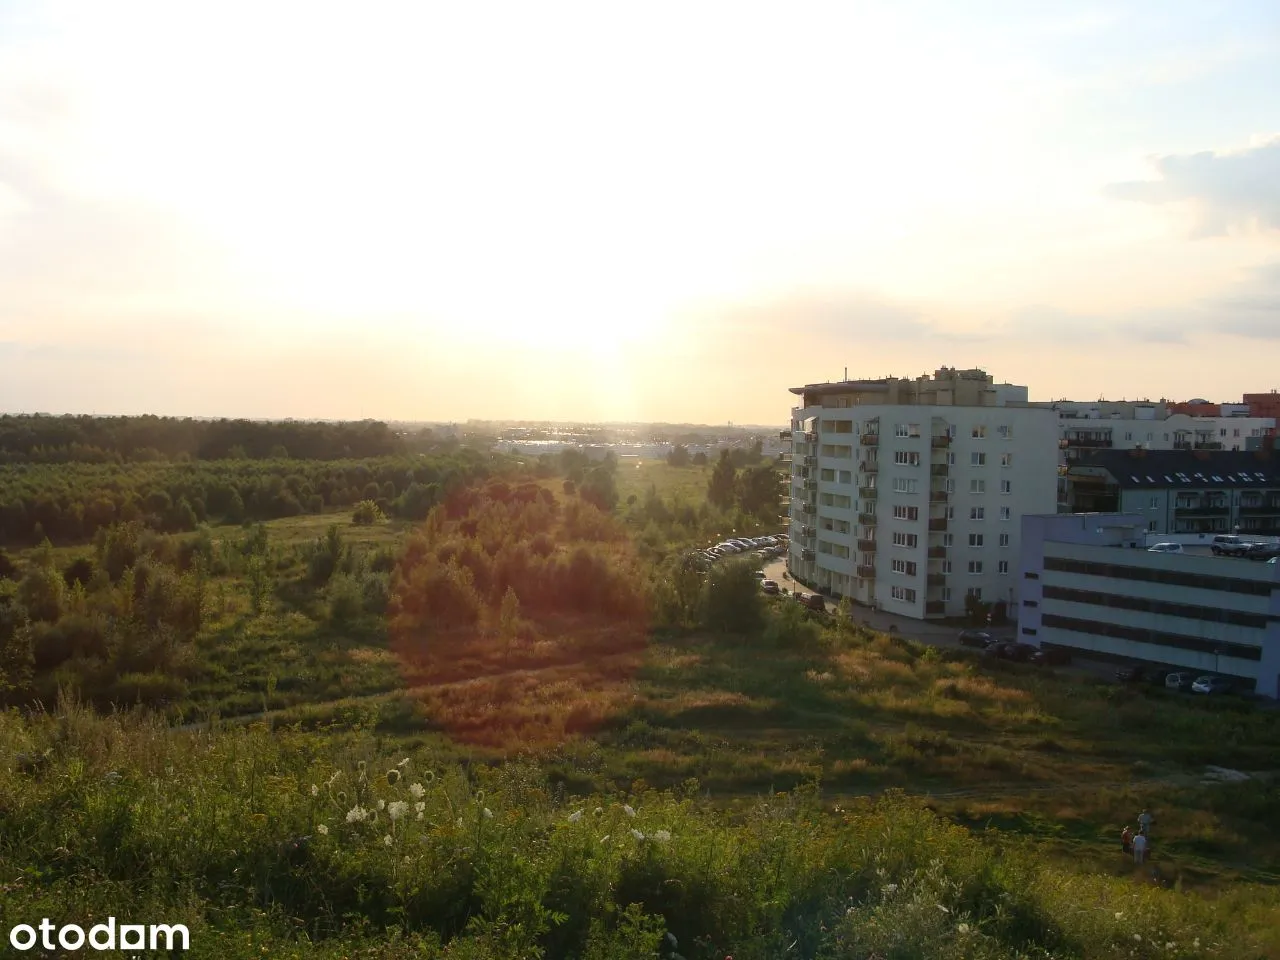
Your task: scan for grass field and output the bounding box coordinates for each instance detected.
[614,459,714,508]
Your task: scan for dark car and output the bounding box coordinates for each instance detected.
[1030,646,1071,666]
[1245,542,1280,561]
[801,593,826,613]
[958,629,993,648]
[983,641,1012,658]
[1116,664,1147,682]
[1003,642,1037,662]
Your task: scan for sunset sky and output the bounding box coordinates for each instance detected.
[2,0,1278,424]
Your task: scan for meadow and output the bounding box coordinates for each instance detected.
[2,456,1280,957]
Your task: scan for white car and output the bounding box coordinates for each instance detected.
[1147,542,1183,554]
[1269,556,1277,565]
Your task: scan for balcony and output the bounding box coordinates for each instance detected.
[1174,504,1229,516]
[801,525,816,537]
[930,436,951,448]
[860,461,879,474]
[928,518,948,532]
[1239,503,1280,515]
[1065,436,1111,448]
[1194,441,1223,450]
[857,564,877,579]
[1172,441,1192,451]
[929,492,948,503]
[930,464,949,477]
[857,538,877,552]
[924,601,945,616]
[858,512,877,525]
[860,434,879,446]
[927,546,947,559]
[801,549,816,562]
[926,574,946,587]
[858,485,877,499]
[804,432,818,443]
[803,455,818,468]
[779,430,792,441]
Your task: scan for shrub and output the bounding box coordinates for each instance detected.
[327,573,366,626]
[702,558,763,634]
[352,500,386,525]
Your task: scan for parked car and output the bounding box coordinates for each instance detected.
[983,641,1012,659]
[1116,664,1147,682]
[958,629,993,648]
[1003,642,1038,662]
[1030,646,1071,666]
[760,579,780,595]
[1269,556,1278,565]
[1191,675,1233,695]
[1244,542,1280,561]
[1165,672,1195,691]
[1147,543,1183,554]
[1211,535,1254,557]
[752,569,766,579]
[793,592,826,612]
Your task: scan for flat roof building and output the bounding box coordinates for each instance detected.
[1018,513,1280,698]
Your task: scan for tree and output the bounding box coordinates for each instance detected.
[692,451,708,466]
[666,445,691,467]
[580,466,618,512]
[736,464,781,517]
[352,500,386,525]
[707,451,738,510]
[498,586,522,653]
[702,558,763,634]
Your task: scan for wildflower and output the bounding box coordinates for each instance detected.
[398,757,410,768]
[417,811,424,821]
[409,782,425,799]
[384,834,393,847]
[346,805,369,823]
[1166,944,1176,951]
[310,784,319,797]
[327,771,342,786]
[593,806,603,815]
[936,904,949,913]
[1115,913,1125,921]
[957,923,970,935]
[568,810,583,823]
[631,829,645,841]
[388,801,409,822]
[103,771,121,784]
[483,807,493,819]
[317,824,329,836]
[623,804,637,818]
[415,801,426,814]
[386,769,401,786]
[653,829,672,842]
[1134,934,1142,942]
[377,799,386,811]
[883,883,898,894]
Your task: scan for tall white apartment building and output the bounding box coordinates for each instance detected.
[783,368,1058,620]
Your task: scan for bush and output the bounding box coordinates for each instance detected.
[327,573,366,626]
[702,558,763,634]
[352,500,386,525]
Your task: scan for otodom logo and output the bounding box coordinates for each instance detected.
[8,918,190,953]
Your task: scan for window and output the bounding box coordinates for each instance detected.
[966,587,983,600]
[1220,428,1227,437]
[1125,432,1132,441]
[998,560,1009,574]
[892,505,919,521]
[1021,627,1037,636]
[942,533,954,547]
[1023,571,1039,580]
[1149,497,1158,509]
[968,533,984,547]
[997,425,1012,439]
[891,559,918,575]
[970,507,985,520]
[895,423,920,438]
[942,560,952,573]
[893,477,918,494]
[890,585,917,602]
[967,560,983,574]
[821,468,835,481]
[970,479,986,494]
[838,470,852,484]
[999,506,1011,521]
[998,533,1010,547]
[1146,433,1153,441]
[835,519,851,534]
[1234,428,1240,437]
[947,451,956,466]
[894,450,921,466]
[971,425,987,439]
[1022,599,1038,608]
[1000,479,1012,494]
[970,452,986,466]
[945,478,955,493]
[892,532,918,548]
[1000,453,1012,467]
[1148,520,1157,531]
[941,587,952,601]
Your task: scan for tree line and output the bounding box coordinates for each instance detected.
[0,453,496,546]
[0,414,426,463]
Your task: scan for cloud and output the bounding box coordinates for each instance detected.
[1103,135,1280,237]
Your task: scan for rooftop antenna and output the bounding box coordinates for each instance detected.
[844,366,848,380]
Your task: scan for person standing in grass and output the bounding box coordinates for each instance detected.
[1121,825,1134,855]
[1138,809,1153,836]
[1133,830,1148,865]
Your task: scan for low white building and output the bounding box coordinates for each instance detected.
[785,367,1058,620]
[1018,513,1280,698]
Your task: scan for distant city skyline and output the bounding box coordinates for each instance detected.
[2,1,1279,423]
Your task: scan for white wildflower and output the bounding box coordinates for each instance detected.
[593,806,603,815]
[883,883,898,894]
[409,782,425,799]
[414,801,426,814]
[398,757,411,767]
[937,904,949,913]
[1115,913,1125,921]
[600,835,610,843]
[1166,944,1176,951]
[310,784,319,797]
[388,801,409,822]
[346,805,368,823]
[317,824,329,836]
[623,804,637,818]
[417,811,425,821]
[1134,934,1142,942]
[384,834,393,847]
[568,810,583,823]
[631,829,645,841]
[455,817,463,827]
[483,807,493,819]
[957,923,971,935]
[653,829,671,843]
[377,799,386,811]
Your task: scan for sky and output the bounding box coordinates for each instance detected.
[1,0,1278,425]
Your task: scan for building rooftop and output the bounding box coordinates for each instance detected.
[1070,449,1280,488]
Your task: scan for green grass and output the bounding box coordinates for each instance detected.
[613,459,713,509]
